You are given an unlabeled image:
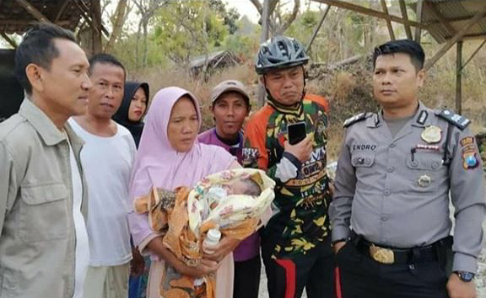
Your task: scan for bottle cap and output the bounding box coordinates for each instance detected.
[206,228,221,243]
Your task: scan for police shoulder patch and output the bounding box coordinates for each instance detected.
[343,112,371,128]
[437,109,471,130]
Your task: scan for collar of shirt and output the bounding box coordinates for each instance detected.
[18,99,84,148]
[367,101,432,129]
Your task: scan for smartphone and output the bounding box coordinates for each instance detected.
[287,122,307,145]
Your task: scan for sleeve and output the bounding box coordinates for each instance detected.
[242,117,299,183]
[448,127,486,273]
[0,141,18,234]
[306,94,329,114]
[128,171,163,253]
[329,133,356,241]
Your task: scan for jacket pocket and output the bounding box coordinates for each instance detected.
[19,183,69,243]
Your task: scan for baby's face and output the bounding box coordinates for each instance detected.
[228,180,248,195]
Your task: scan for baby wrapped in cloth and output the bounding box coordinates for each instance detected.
[134,168,275,298]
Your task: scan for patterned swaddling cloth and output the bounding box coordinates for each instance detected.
[134,168,275,298]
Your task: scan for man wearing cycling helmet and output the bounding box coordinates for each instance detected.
[243,36,335,298]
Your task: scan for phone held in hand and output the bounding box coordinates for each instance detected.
[287,122,307,145]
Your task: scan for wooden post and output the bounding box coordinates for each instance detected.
[15,0,52,23]
[461,38,486,71]
[55,1,71,22]
[306,5,331,52]
[380,0,395,41]
[398,0,412,39]
[456,41,462,114]
[414,0,424,43]
[91,0,103,54]
[257,0,271,109]
[0,32,17,48]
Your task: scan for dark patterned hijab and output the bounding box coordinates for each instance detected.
[113,81,149,147]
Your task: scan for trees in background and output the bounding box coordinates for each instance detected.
[153,0,229,69]
[249,0,300,36]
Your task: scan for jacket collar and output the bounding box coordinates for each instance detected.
[18,98,83,147]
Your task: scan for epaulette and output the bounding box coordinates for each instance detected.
[437,109,471,130]
[343,112,371,128]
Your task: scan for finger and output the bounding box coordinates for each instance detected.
[201,258,218,267]
[201,260,219,272]
[203,246,217,254]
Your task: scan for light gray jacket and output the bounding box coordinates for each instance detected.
[0,99,88,298]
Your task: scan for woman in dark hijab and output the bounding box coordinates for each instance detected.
[113,81,150,298]
[113,81,149,147]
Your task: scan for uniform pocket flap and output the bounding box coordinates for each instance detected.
[21,183,68,205]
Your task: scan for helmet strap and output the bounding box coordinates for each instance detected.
[262,68,306,116]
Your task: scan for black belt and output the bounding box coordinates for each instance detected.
[354,236,441,264]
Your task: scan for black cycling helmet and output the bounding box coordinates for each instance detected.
[255,36,310,75]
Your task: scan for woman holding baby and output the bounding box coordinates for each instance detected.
[128,87,243,298]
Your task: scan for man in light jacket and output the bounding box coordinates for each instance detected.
[0,23,92,298]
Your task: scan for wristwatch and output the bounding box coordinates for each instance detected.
[454,271,475,282]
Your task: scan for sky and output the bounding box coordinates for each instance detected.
[223,0,328,23]
[223,0,260,22]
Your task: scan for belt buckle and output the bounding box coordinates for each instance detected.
[369,244,395,264]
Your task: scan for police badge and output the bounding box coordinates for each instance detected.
[417,175,431,187]
[421,126,442,144]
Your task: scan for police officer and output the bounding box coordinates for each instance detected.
[330,39,485,298]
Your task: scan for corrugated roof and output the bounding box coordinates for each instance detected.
[417,0,486,43]
[0,0,92,35]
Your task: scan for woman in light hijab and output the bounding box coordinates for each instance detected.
[128,87,240,298]
[113,81,149,147]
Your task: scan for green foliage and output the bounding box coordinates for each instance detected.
[110,29,168,71]
[152,0,233,67]
[208,0,240,34]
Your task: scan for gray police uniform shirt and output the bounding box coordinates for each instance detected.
[330,102,485,273]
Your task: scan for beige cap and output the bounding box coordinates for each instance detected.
[211,80,250,105]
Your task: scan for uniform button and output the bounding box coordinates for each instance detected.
[384,190,391,196]
[431,162,440,169]
[389,143,396,148]
[381,216,388,221]
[410,161,418,167]
[387,166,394,173]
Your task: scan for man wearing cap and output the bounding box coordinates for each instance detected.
[243,36,335,298]
[330,39,485,298]
[198,79,260,298]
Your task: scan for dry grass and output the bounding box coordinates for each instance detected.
[128,44,486,161]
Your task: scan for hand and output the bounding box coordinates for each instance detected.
[328,180,335,196]
[147,236,217,279]
[181,258,219,278]
[284,135,313,163]
[333,241,346,254]
[447,273,476,298]
[202,236,241,262]
[130,248,146,277]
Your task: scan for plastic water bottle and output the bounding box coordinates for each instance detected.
[203,228,221,254]
[194,229,221,292]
